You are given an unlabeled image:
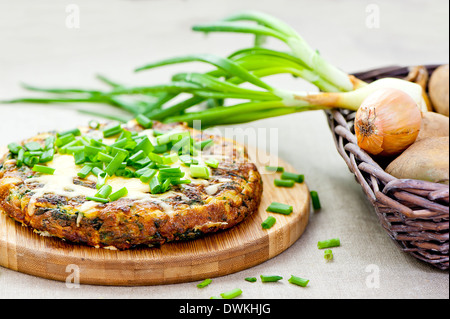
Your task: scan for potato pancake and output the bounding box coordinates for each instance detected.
[0,121,263,250]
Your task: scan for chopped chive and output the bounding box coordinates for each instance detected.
[129,150,146,163]
[178,155,198,166]
[274,179,295,187]
[265,165,284,173]
[196,278,212,288]
[103,124,123,138]
[194,139,214,150]
[156,132,173,145]
[39,149,54,163]
[135,114,153,129]
[95,185,113,199]
[220,288,242,299]
[57,128,81,137]
[288,275,309,287]
[205,158,219,169]
[139,169,157,183]
[105,152,127,176]
[44,136,56,149]
[32,164,55,175]
[74,150,86,165]
[77,164,93,179]
[266,202,293,215]
[149,176,162,194]
[260,275,283,282]
[85,196,109,204]
[261,216,276,229]
[281,172,304,183]
[170,179,191,185]
[169,131,190,142]
[190,165,210,179]
[97,152,114,163]
[24,141,42,152]
[17,149,25,167]
[245,277,257,283]
[24,155,39,167]
[162,153,179,165]
[96,172,108,190]
[109,187,128,201]
[88,120,100,129]
[324,249,333,261]
[7,142,22,154]
[55,133,75,148]
[310,191,321,210]
[317,238,340,249]
[134,136,154,155]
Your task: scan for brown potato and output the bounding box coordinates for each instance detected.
[386,137,449,184]
[416,111,449,141]
[429,64,449,116]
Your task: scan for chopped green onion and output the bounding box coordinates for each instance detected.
[156,132,173,145]
[274,179,295,187]
[39,149,54,163]
[194,139,214,150]
[261,216,276,229]
[24,141,42,152]
[190,165,210,179]
[139,169,157,183]
[109,187,128,201]
[134,136,154,155]
[179,155,198,166]
[17,149,25,167]
[196,279,212,288]
[103,124,123,138]
[97,152,114,163]
[95,185,113,199]
[74,150,86,165]
[32,164,55,175]
[24,155,39,167]
[105,151,127,176]
[245,277,257,283]
[260,275,283,282]
[281,172,304,183]
[135,114,153,129]
[77,164,93,179]
[85,196,109,204]
[265,166,284,173]
[96,172,108,189]
[7,142,22,154]
[205,158,219,169]
[55,133,75,148]
[324,249,333,261]
[220,288,242,299]
[317,238,340,249]
[266,202,293,215]
[310,190,321,210]
[88,120,100,129]
[288,275,309,287]
[149,176,163,194]
[57,128,81,137]
[44,136,56,149]
[162,153,179,165]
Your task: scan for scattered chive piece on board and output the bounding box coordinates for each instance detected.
[197,278,212,288]
[317,238,340,249]
[261,216,276,229]
[274,179,295,187]
[266,202,293,215]
[281,171,304,183]
[288,275,309,287]
[265,165,284,173]
[310,190,321,210]
[245,277,257,283]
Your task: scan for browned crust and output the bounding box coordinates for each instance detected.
[0,122,263,250]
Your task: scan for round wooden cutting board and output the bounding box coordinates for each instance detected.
[0,146,310,286]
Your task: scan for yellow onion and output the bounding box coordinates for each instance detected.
[354,88,422,157]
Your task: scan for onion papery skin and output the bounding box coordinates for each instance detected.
[354,88,422,157]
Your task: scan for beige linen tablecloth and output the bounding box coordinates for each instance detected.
[0,0,448,299]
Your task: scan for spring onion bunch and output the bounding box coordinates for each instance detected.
[2,12,428,128]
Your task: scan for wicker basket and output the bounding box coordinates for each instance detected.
[326,65,449,270]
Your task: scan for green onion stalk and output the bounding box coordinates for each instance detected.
[1,12,428,128]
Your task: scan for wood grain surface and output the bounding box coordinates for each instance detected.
[0,146,310,286]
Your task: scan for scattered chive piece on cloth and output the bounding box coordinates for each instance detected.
[265,165,284,173]
[281,172,304,183]
[274,179,295,187]
[32,165,55,175]
[288,275,309,287]
[245,277,257,283]
[317,238,341,249]
[324,249,334,261]
[220,288,243,299]
[260,275,283,282]
[310,190,321,210]
[266,202,293,215]
[197,278,212,288]
[261,216,276,229]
